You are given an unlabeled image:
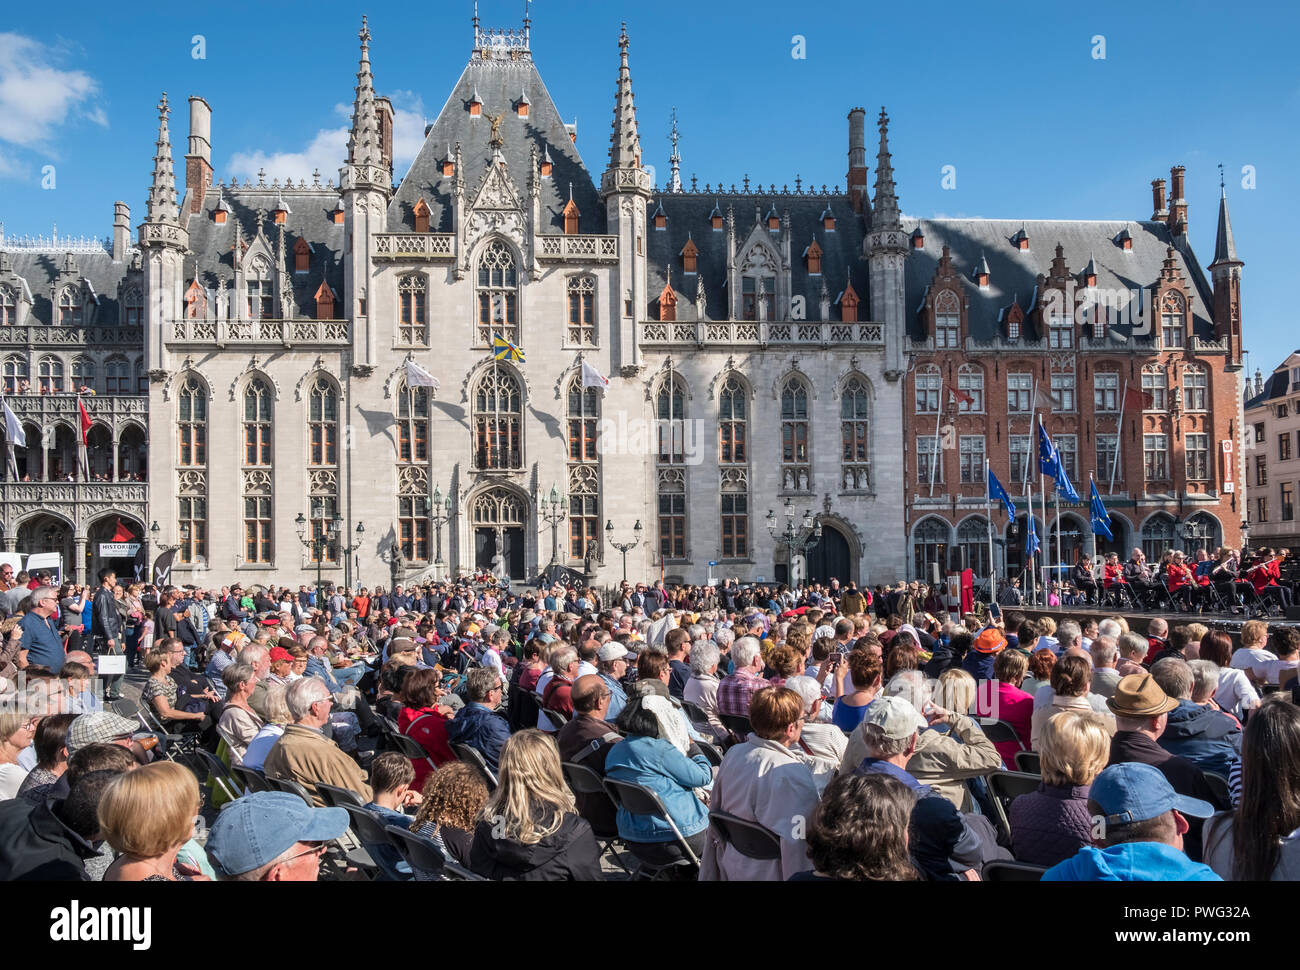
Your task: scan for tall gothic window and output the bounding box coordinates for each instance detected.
[476,240,518,347]
[1160,293,1185,348]
[656,373,687,465]
[177,374,208,565]
[397,381,429,463]
[780,375,811,492]
[567,276,596,346]
[0,286,15,326]
[915,365,940,413]
[243,378,272,466]
[473,367,523,470]
[741,275,776,321]
[3,356,27,395]
[719,376,747,464]
[122,286,143,326]
[72,356,95,393]
[398,274,426,345]
[308,378,338,466]
[934,290,960,348]
[308,376,340,563]
[105,356,130,395]
[37,356,64,393]
[57,287,81,326]
[396,381,431,563]
[956,364,983,413]
[841,376,871,491]
[179,495,207,564]
[241,377,273,564]
[1183,365,1208,411]
[246,256,273,319]
[658,468,686,561]
[567,376,601,561]
[178,376,207,467]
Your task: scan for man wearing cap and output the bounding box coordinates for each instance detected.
[206,790,348,881]
[1042,762,1220,881]
[596,642,631,720]
[1107,672,1227,862]
[66,711,154,766]
[961,626,1007,681]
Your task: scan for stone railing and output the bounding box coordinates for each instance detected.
[167,319,350,346]
[0,325,144,348]
[639,320,884,348]
[373,233,456,260]
[4,395,147,423]
[0,481,149,539]
[537,235,619,262]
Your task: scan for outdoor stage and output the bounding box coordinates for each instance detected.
[1013,604,1299,646]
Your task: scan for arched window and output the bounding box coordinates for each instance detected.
[1183,364,1208,411]
[57,287,81,326]
[934,290,960,348]
[397,274,426,345]
[178,375,207,467]
[397,381,429,463]
[719,376,747,464]
[122,286,143,326]
[37,356,63,393]
[567,276,596,346]
[841,376,871,491]
[395,379,431,562]
[780,375,811,492]
[915,364,940,413]
[1160,292,1185,348]
[246,256,273,319]
[473,367,522,470]
[957,517,990,577]
[135,357,147,394]
[740,245,778,321]
[0,286,16,326]
[1141,365,1167,411]
[308,377,338,466]
[1182,513,1220,556]
[1141,515,1175,563]
[656,373,687,465]
[242,378,272,467]
[476,241,518,347]
[105,356,130,395]
[913,517,950,582]
[4,356,28,395]
[71,356,95,393]
[657,467,686,561]
[567,379,599,463]
[956,364,983,413]
[567,378,601,560]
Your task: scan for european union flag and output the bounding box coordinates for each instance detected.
[1090,479,1114,540]
[492,333,526,363]
[1025,515,1040,560]
[1037,422,1060,478]
[988,468,1016,517]
[1055,464,1081,504]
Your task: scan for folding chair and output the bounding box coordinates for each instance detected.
[441,859,489,881]
[539,707,570,730]
[450,742,499,790]
[336,805,397,881]
[680,700,710,726]
[267,775,316,808]
[136,702,202,769]
[719,713,752,741]
[110,697,140,719]
[602,777,701,880]
[983,860,1048,882]
[232,764,272,793]
[385,730,434,761]
[694,740,725,768]
[708,809,782,861]
[1013,751,1040,775]
[976,719,1025,753]
[562,761,632,873]
[194,747,243,803]
[316,782,367,809]
[1202,771,1231,809]
[384,823,447,881]
[985,770,1043,847]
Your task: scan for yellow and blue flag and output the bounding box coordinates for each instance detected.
[493,333,525,363]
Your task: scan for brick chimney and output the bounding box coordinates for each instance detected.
[112,201,130,261]
[184,96,213,216]
[1168,165,1187,236]
[846,107,868,215]
[1151,178,1167,221]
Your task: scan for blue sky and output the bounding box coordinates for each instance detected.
[2,0,1295,369]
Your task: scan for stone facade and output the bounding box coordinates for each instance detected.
[1244,355,1300,550]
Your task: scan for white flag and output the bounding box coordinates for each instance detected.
[2,401,24,448]
[581,361,609,390]
[405,359,440,389]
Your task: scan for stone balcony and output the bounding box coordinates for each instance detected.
[0,324,144,348]
[373,233,456,260]
[0,481,149,534]
[167,318,349,347]
[639,319,885,349]
[537,235,619,262]
[4,394,147,424]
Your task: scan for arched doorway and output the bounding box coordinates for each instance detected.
[470,488,527,580]
[804,522,853,585]
[86,515,145,583]
[1141,514,1175,562]
[1094,512,1129,561]
[117,424,147,481]
[955,516,990,578]
[50,425,77,481]
[16,514,73,580]
[17,422,41,481]
[1005,513,1045,581]
[86,425,113,481]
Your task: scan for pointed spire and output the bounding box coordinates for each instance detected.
[603,22,647,185]
[146,93,180,225]
[668,107,682,193]
[871,106,900,230]
[347,16,384,170]
[1211,182,1241,266]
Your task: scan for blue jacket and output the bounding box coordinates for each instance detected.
[1043,842,1221,881]
[961,649,997,681]
[1158,700,1241,779]
[305,655,343,693]
[599,673,628,721]
[604,735,711,843]
[445,703,511,772]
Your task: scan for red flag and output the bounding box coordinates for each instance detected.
[946,383,975,407]
[78,398,92,444]
[110,518,136,543]
[1123,386,1153,410]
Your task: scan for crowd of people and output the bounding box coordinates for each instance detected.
[0,565,1298,882]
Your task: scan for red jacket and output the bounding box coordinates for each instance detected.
[399,705,456,790]
[542,674,575,718]
[974,681,1034,769]
[1249,559,1280,594]
[1167,563,1192,591]
[1103,563,1124,588]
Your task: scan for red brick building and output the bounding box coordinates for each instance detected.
[901,167,1245,585]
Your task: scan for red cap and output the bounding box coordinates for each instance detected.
[268,646,294,663]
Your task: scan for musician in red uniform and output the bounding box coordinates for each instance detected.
[1249,548,1292,611]
[1165,550,1195,611]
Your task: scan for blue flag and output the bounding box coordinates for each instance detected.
[1090,479,1113,540]
[988,468,1016,517]
[1055,463,1081,504]
[1025,515,1040,560]
[1037,422,1060,478]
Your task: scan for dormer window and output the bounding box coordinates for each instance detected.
[822,206,835,231]
[974,255,990,289]
[767,205,780,231]
[934,290,960,348]
[658,281,677,322]
[652,200,666,230]
[1005,300,1023,341]
[57,286,81,326]
[0,285,16,326]
[1159,292,1185,348]
[540,147,553,178]
[293,238,311,273]
[413,198,431,234]
[562,196,580,235]
[1117,228,1133,251]
[742,276,775,321]
[468,88,483,116]
[272,193,291,225]
[1048,311,1073,349]
[910,227,924,249]
[710,201,723,231]
[680,236,699,274]
[515,89,530,117]
[332,201,345,225]
[838,281,859,323]
[314,280,335,320]
[805,238,823,276]
[122,286,143,325]
[1012,227,1029,252]
[442,146,455,178]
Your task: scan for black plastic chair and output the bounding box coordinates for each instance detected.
[316,782,367,809]
[602,777,700,879]
[442,859,490,881]
[1013,751,1041,775]
[983,860,1047,882]
[695,740,724,768]
[267,775,316,807]
[451,742,499,790]
[232,765,272,793]
[540,707,569,730]
[384,824,447,881]
[708,809,782,861]
[1203,770,1231,808]
[680,700,710,725]
[986,770,1043,846]
[719,713,752,740]
[386,730,434,761]
[562,761,632,872]
[340,804,403,881]
[977,719,1026,751]
[194,747,243,802]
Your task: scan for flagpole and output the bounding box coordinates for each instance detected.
[1053,487,1062,600]
[1025,475,1035,603]
[1089,474,1098,561]
[985,458,995,600]
[1110,379,1127,494]
[1037,417,1049,605]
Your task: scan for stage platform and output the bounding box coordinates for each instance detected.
[1009,604,1296,646]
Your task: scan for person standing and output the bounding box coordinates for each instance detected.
[93,568,125,702]
[18,586,65,673]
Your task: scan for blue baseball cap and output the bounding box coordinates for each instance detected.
[1090,763,1214,827]
[206,791,348,877]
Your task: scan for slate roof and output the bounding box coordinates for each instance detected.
[388,56,602,235]
[0,247,138,327]
[1245,354,1300,408]
[183,185,345,313]
[644,193,867,320]
[901,218,1217,344]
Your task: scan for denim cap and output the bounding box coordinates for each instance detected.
[1090,762,1214,826]
[207,791,348,876]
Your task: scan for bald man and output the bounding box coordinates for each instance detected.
[555,674,621,830]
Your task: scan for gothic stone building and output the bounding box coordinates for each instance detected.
[901,172,1246,584]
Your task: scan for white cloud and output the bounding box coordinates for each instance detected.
[227,95,429,184]
[0,33,106,160]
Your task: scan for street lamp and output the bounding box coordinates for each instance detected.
[296,511,341,605]
[432,484,454,575]
[606,519,643,584]
[766,497,821,587]
[540,483,566,565]
[341,520,365,590]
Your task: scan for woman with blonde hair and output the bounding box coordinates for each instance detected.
[935,668,977,717]
[0,711,36,799]
[467,729,602,880]
[1009,710,1110,867]
[99,761,208,881]
[239,682,291,772]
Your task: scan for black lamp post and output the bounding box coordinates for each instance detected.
[296,511,341,604]
[540,484,566,565]
[341,521,365,591]
[765,497,821,586]
[432,484,454,575]
[606,519,643,584]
